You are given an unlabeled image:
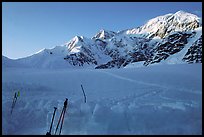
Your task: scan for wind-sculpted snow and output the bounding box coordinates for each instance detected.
[2,64,202,135]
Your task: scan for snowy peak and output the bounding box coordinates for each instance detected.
[92,29,117,40]
[174,10,199,20]
[126,11,201,38]
[65,36,85,53]
[173,10,201,25]
[3,35,85,62]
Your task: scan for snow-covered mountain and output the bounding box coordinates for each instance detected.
[92,29,117,40]
[125,10,202,38]
[63,36,112,67]
[3,11,202,69]
[2,56,29,68]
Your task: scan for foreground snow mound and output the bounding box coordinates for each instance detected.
[2,64,202,135]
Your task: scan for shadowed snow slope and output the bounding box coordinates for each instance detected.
[2,64,202,135]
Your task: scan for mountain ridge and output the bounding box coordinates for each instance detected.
[3,11,202,69]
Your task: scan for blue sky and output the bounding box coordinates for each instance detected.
[2,2,202,59]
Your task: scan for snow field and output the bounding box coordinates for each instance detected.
[2,64,202,135]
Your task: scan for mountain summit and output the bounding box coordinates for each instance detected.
[92,29,117,40]
[126,10,201,38]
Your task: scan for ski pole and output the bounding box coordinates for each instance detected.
[59,99,68,135]
[54,107,65,135]
[11,92,17,115]
[81,84,87,103]
[46,107,57,135]
[59,106,67,135]
[11,98,15,114]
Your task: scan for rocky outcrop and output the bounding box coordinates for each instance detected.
[183,35,202,63]
[144,32,194,65]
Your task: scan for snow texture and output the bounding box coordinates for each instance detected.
[2,64,202,135]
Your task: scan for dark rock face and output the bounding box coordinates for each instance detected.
[64,52,97,66]
[166,32,193,44]
[183,35,202,63]
[95,58,130,69]
[144,32,194,66]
